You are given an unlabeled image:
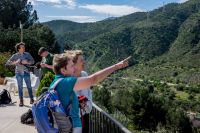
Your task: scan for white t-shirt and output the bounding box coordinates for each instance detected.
[76,71,92,115]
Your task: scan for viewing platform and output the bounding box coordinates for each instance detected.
[0,92,36,133]
[0,85,133,133]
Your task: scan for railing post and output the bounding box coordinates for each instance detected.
[90,103,133,133]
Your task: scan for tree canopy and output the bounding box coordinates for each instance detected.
[0,0,38,28]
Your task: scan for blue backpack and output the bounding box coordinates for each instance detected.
[32,78,73,133]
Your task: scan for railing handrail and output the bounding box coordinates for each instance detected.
[92,102,133,133]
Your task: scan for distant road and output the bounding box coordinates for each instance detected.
[107,76,178,87]
[125,77,193,88]
[96,76,192,90]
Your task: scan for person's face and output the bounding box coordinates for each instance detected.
[63,59,75,76]
[18,45,25,53]
[40,51,48,57]
[74,55,85,71]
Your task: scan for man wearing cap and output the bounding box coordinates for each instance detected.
[38,47,54,80]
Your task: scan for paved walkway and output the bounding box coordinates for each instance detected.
[0,89,37,133]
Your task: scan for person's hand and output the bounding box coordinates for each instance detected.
[40,63,47,68]
[21,60,29,65]
[114,56,131,70]
[80,102,86,109]
[14,59,21,64]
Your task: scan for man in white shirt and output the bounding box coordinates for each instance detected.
[66,50,92,133]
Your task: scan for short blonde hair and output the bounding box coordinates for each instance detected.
[64,50,83,64]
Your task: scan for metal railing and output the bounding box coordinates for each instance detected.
[89,103,132,133]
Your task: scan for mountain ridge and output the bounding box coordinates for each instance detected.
[44,0,200,84]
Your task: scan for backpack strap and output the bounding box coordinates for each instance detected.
[49,78,73,114]
[49,78,64,90]
[49,78,73,115]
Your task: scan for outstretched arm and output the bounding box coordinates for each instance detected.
[74,56,131,91]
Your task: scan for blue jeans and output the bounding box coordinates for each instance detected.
[16,72,33,99]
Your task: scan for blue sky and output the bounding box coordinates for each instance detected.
[28,0,189,23]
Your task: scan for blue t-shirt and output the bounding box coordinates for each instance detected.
[50,75,81,128]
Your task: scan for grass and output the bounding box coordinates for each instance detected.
[175,91,189,100]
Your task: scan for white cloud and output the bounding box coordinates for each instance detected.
[28,0,76,8]
[38,0,61,4]
[66,0,76,8]
[79,4,143,16]
[178,0,189,3]
[53,5,63,8]
[45,15,97,23]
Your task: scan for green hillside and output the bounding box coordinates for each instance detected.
[45,0,200,86]
[43,12,146,49]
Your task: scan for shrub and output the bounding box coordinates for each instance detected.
[0,52,15,77]
[36,72,55,97]
[172,72,178,77]
[176,85,184,91]
[166,108,192,132]
[188,94,194,100]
